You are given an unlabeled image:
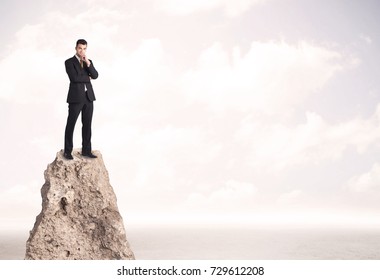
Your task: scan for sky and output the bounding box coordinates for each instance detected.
[1,0,380,230]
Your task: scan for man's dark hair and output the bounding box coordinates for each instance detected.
[76,39,87,46]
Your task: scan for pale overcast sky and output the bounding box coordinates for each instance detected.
[1,0,380,229]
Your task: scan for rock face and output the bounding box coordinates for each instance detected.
[25,149,135,260]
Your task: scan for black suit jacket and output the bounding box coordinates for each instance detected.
[65,56,99,103]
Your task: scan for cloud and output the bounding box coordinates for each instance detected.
[0,181,41,229]
[183,179,257,213]
[360,34,373,45]
[154,0,265,17]
[245,107,380,171]
[277,189,303,205]
[347,163,380,193]
[181,41,346,114]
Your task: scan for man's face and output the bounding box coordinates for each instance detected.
[75,44,87,58]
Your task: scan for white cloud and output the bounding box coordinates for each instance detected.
[183,179,257,213]
[234,103,380,171]
[360,34,373,45]
[347,163,380,193]
[0,48,64,103]
[0,181,41,226]
[155,0,265,17]
[277,189,302,205]
[181,41,345,114]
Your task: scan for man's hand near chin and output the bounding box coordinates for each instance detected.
[81,55,91,67]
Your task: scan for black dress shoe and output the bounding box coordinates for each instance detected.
[82,152,97,158]
[64,152,74,160]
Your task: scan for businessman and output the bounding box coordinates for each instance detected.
[63,39,99,160]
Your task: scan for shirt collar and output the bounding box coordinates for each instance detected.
[75,54,81,62]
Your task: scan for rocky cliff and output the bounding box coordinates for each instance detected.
[25,149,135,260]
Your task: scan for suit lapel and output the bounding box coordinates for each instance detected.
[72,55,82,72]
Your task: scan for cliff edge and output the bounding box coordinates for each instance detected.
[25,149,135,260]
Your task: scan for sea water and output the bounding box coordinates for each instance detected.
[1,225,380,260]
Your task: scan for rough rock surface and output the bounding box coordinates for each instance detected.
[25,149,135,260]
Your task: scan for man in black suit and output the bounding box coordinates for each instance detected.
[63,39,99,160]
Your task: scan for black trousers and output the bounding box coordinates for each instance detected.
[64,100,94,154]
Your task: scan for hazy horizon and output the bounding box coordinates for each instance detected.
[2,224,380,260]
